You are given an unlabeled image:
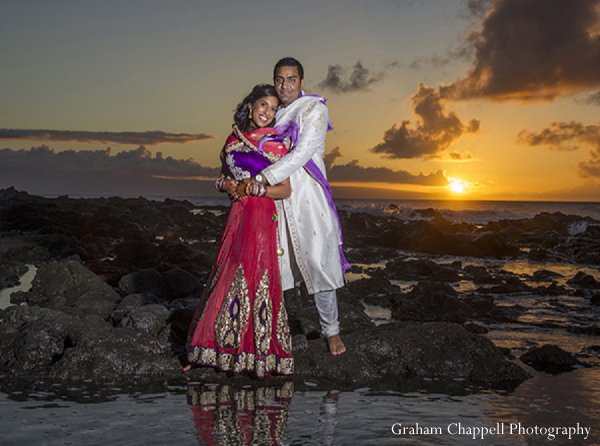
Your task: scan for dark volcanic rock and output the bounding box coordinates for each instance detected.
[531,269,564,281]
[115,240,161,268]
[391,281,467,323]
[386,259,460,282]
[0,263,27,288]
[12,260,120,316]
[0,304,179,381]
[112,304,171,339]
[520,345,577,374]
[162,267,202,300]
[567,272,600,288]
[294,322,530,390]
[118,269,165,296]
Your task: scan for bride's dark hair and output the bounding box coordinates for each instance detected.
[234,84,278,131]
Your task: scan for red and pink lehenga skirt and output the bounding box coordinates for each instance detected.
[187,196,293,377]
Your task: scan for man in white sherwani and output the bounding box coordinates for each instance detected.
[257,57,349,355]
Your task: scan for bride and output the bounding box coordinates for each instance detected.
[184,84,293,378]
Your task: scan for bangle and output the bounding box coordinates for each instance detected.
[215,177,225,192]
[245,182,267,197]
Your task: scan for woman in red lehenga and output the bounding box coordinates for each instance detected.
[184,84,293,378]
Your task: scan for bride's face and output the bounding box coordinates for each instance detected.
[249,96,279,129]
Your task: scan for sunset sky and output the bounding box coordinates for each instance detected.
[1,0,599,201]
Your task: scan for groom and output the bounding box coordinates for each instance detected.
[255,57,349,355]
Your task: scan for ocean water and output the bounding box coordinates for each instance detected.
[177,196,600,224]
[2,368,599,445]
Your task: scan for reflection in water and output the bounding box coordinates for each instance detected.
[319,391,340,446]
[187,381,293,445]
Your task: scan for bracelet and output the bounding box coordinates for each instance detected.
[245,181,267,197]
[215,177,226,192]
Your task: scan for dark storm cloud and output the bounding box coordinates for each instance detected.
[464,0,491,18]
[324,146,342,171]
[0,145,220,177]
[318,62,384,93]
[445,0,600,101]
[448,152,473,161]
[517,121,600,178]
[0,129,213,145]
[517,122,600,151]
[371,83,479,159]
[328,159,449,186]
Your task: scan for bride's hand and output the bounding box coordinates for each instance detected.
[223,178,239,196]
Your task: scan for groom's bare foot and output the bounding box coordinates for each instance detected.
[327,335,346,356]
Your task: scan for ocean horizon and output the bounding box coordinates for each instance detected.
[33,190,600,224]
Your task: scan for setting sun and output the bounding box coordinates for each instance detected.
[448,177,467,194]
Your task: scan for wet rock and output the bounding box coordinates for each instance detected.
[162,267,202,300]
[0,304,179,381]
[118,269,165,296]
[342,277,402,309]
[292,334,309,353]
[13,259,120,311]
[115,240,161,268]
[520,345,577,374]
[386,259,460,282]
[567,272,600,288]
[531,269,564,281]
[531,282,570,296]
[116,293,163,309]
[528,249,548,261]
[476,276,532,294]
[112,304,171,339]
[74,289,118,319]
[391,281,467,323]
[464,321,489,334]
[463,265,498,284]
[461,296,500,321]
[293,322,530,390]
[0,263,27,289]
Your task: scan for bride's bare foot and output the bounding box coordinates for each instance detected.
[182,364,193,373]
[327,335,346,356]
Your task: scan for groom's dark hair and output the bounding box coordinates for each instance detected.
[273,57,304,80]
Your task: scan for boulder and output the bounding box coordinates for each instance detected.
[520,344,577,374]
[391,281,467,323]
[567,272,600,288]
[293,322,530,390]
[162,267,202,300]
[118,269,165,296]
[12,259,120,313]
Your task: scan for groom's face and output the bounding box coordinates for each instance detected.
[274,66,303,107]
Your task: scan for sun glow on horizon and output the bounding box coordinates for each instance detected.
[448,177,468,194]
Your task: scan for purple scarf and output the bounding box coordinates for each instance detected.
[272,96,351,273]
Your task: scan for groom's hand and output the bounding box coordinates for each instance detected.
[231,179,249,201]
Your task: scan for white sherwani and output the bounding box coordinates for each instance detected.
[261,96,345,294]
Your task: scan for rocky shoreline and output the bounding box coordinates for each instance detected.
[2,187,599,393]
